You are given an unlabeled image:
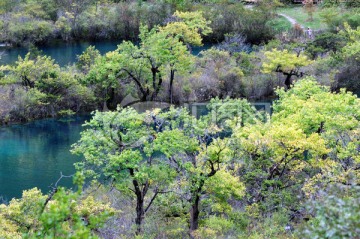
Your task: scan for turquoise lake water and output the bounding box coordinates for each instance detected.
[0,115,91,200]
[0,41,211,66]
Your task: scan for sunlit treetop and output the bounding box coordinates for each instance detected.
[340,23,360,59]
[160,11,212,46]
[261,49,313,74]
[273,77,360,135]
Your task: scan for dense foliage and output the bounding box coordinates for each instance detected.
[0,0,282,46]
[1,3,360,121]
[0,1,360,238]
[1,79,359,238]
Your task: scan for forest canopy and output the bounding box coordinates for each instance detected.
[0,0,360,238]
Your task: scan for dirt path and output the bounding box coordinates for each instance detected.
[278,13,304,28]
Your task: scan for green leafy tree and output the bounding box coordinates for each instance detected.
[301,184,360,239]
[340,23,360,58]
[76,46,101,74]
[87,11,210,104]
[141,25,195,103]
[273,78,360,199]
[231,116,328,213]
[153,131,245,233]
[262,49,312,89]
[150,98,256,234]
[56,0,94,33]
[72,107,177,234]
[229,78,359,227]
[0,180,114,239]
[1,53,61,89]
[0,0,17,14]
[55,16,72,41]
[0,53,95,120]
[73,98,255,235]
[160,10,212,47]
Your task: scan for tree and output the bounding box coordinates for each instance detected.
[160,10,212,47]
[340,23,360,59]
[153,132,245,233]
[273,78,360,199]
[1,53,60,89]
[56,0,94,34]
[76,46,101,74]
[86,11,211,104]
[0,53,95,119]
[189,49,244,100]
[0,180,114,239]
[262,49,312,89]
[303,0,316,22]
[231,116,328,212]
[55,16,72,41]
[73,98,256,235]
[72,107,177,234]
[151,98,257,233]
[142,25,195,103]
[301,184,360,239]
[0,0,17,14]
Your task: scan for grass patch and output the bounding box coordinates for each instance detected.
[278,6,327,30]
[267,16,293,33]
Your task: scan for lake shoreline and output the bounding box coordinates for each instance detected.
[0,40,214,66]
[0,98,276,127]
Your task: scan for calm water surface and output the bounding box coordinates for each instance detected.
[0,115,91,200]
[0,41,212,66]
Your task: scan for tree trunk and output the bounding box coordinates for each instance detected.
[284,73,293,90]
[150,67,162,101]
[141,88,149,102]
[189,178,205,232]
[102,88,108,111]
[135,191,144,235]
[189,168,218,233]
[102,101,108,111]
[169,69,175,104]
[189,193,200,232]
[106,87,115,110]
[151,67,157,101]
[129,168,145,234]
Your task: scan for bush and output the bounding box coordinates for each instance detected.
[300,184,360,239]
[188,48,244,101]
[344,0,360,8]
[305,32,346,59]
[197,3,276,44]
[9,87,48,121]
[242,74,278,100]
[321,10,360,31]
[5,14,54,45]
[335,56,360,94]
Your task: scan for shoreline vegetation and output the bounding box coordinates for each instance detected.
[0,0,360,238]
[0,0,279,47]
[1,1,359,125]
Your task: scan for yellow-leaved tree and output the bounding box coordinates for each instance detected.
[262,49,312,89]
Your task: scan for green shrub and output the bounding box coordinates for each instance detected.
[300,185,360,239]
